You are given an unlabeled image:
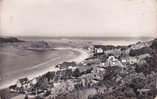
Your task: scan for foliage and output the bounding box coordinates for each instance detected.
[150,39,157,49]
[72,68,81,77]
[129,47,153,56]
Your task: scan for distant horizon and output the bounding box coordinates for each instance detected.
[16,36,154,42]
[0,34,155,39]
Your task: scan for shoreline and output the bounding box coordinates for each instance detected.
[0,47,90,90]
[55,47,90,63]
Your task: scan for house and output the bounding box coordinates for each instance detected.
[121,57,138,65]
[80,74,94,87]
[137,53,150,60]
[107,56,124,67]
[53,69,73,81]
[88,45,95,52]
[30,78,38,85]
[16,77,29,88]
[56,62,76,70]
[104,49,122,57]
[9,84,17,92]
[137,89,151,95]
[96,86,107,94]
[99,62,109,67]
[68,66,77,71]
[107,56,116,62]
[95,48,104,54]
[91,45,105,54]
[60,69,73,80]
[53,81,74,95]
[53,82,62,89]
[66,80,75,91]
[93,45,115,53]
[16,77,29,93]
[91,79,99,87]
[92,67,106,81]
[73,78,83,89]
[55,64,67,70]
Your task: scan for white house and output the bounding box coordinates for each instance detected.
[68,66,77,71]
[121,57,138,65]
[30,78,37,85]
[16,77,29,93]
[16,78,29,88]
[107,56,116,62]
[99,62,109,67]
[106,56,125,68]
[95,48,104,53]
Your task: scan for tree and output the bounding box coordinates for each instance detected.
[150,39,157,49]
[129,78,145,91]
[72,68,81,77]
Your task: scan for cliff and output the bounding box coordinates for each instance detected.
[0,37,23,43]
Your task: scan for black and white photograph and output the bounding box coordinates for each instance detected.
[0,0,157,99]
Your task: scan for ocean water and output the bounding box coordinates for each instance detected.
[19,36,153,46]
[0,47,80,89]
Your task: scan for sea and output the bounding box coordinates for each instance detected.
[19,36,153,46]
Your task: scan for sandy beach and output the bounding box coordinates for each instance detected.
[0,48,89,89]
[55,47,90,63]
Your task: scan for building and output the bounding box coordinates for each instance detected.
[99,62,109,67]
[16,77,29,93]
[9,84,17,92]
[121,57,138,65]
[104,49,122,57]
[137,53,150,60]
[68,66,77,71]
[80,74,94,87]
[107,56,116,62]
[95,48,104,54]
[92,67,106,81]
[137,89,151,95]
[16,78,29,87]
[92,45,105,54]
[30,78,38,85]
[56,62,77,70]
[88,45,95,52]
[107,56,124,67]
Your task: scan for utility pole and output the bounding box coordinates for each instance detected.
[156,78,157,89]
[36,88,37,96]
[53,72,56,99]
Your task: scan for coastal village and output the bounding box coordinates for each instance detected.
[1,37,157,99]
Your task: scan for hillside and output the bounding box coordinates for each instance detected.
[1,38,157,99]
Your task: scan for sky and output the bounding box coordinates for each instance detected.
[0,0,157,37]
